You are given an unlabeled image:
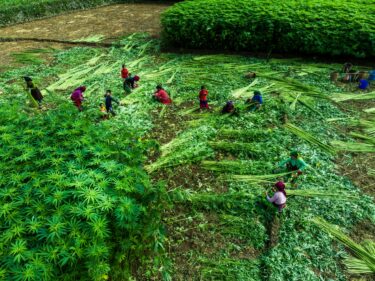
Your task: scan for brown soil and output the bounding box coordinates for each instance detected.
[0,3,169,42]
[0,41,73,72]
[347,220,375,281]
[350,220,375,243]
[336,152,375,197]
[165,208,259,280]
[0,3,170,71]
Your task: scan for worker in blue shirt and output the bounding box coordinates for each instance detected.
[104,90,120,116]
[358,79,369,90]
[246,90,263,111]
[368,70,375,84]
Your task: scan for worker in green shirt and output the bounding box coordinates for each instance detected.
[278,150,307,188]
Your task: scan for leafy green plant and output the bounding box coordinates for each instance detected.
[162,0,375,57]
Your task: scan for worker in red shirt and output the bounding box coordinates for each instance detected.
[121,64,129,80]
[199,85,209,111]
[154,85,172,105]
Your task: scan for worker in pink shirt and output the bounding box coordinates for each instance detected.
[266,181,287,212]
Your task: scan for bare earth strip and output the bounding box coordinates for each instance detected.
[0,3,170,41]
[0,3,170,69]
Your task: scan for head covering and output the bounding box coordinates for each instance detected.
[24,76,32,82]
[254,90,261,96]
[290,150,299,157]
[275,181,286,196]
[134,75,140,81]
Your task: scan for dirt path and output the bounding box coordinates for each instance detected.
[0,3,170,70]
[0,3,170,41]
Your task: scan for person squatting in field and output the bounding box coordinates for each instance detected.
[24,77,43,107]
[246,90,263,111]
[277,150,307,188]
[104,90,120,116]
[70,86,86,111]
[154,85,172,105]
[222,100,238,116]
[124,74,140,94]
[266,181,287,213]
[359,78,369,90]
[199,85,209,111]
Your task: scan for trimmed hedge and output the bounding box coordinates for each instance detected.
[161,0,375,58]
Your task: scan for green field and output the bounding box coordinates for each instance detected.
[0,32,374,280]
[0,0,375,280]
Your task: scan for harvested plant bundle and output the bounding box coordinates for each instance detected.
[311,217,375,274]
[202,160,272,174]
[208,141,262,155]
[287,190,358,200]
[331,140,375,153]
[229,172,291,184]
[284,123,335,154]
[332,92,375,102]
[219,128,271,140]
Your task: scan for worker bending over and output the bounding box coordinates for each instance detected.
[24,77,44,107]
[246,90,263,111]
[70,86,86,111]
[266,181,287,213]
[124,74,140,94]
[154,85,172,105]
[222,100,235,114]
[278,150,307,188]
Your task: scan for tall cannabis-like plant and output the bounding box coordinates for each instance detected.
[0,103,165,281]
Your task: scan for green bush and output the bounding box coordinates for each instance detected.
[161,0,375,58]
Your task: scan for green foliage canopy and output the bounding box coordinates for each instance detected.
[162,0,375,57]
[0,103,163,281]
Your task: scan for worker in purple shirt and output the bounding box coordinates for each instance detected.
[70,86,86,111]
[246,90,263,111]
